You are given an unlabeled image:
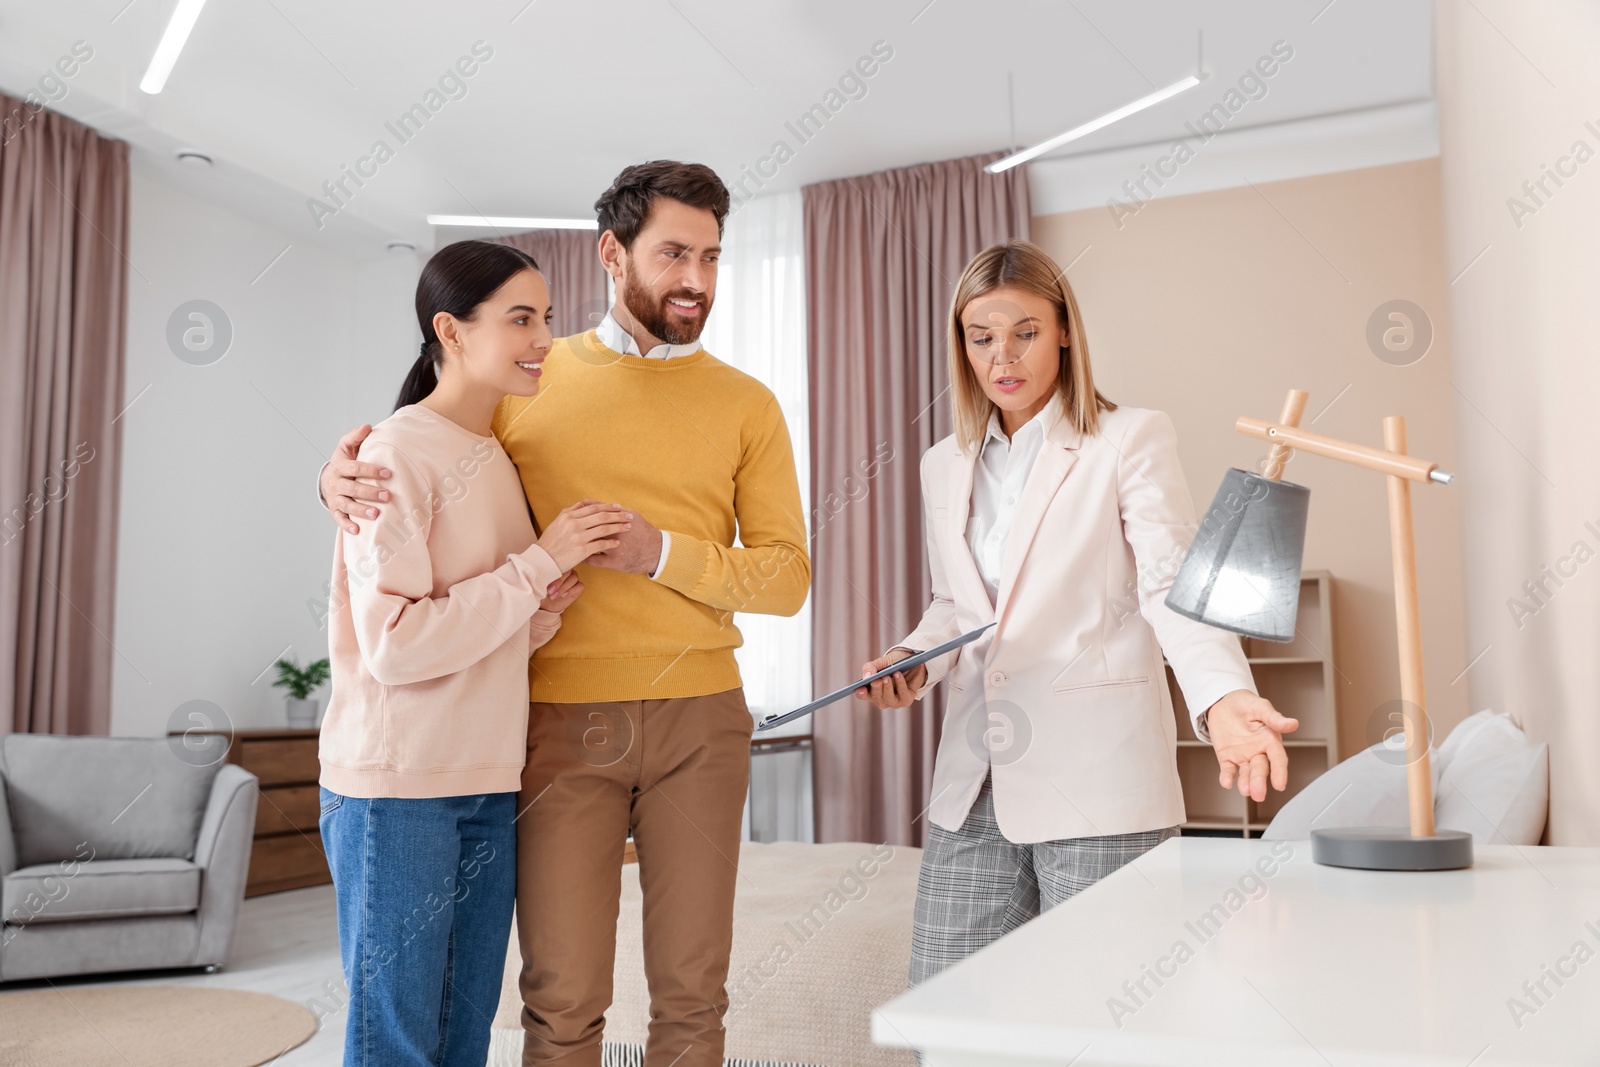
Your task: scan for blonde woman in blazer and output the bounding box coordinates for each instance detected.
[858,239,1300,985]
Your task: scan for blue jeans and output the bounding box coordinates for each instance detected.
[319,789,516,1067]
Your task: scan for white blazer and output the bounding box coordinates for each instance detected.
[892,406,1256,844]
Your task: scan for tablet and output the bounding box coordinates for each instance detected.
[755,622,996,732]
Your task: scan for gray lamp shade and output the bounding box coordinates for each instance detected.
[1165,468,1310,642]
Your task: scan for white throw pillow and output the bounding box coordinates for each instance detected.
[1262,708,1549,844]
[1261,732,1438,840]
[1434,710,1548,845]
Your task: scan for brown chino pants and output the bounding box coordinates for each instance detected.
[515,688,752,1067]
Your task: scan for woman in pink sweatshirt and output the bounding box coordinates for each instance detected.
[318,240,631,1067]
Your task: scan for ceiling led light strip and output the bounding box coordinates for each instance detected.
[140,0,212,95]
[986,74,1206,173]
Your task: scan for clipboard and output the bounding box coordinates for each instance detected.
[755,622,996,732]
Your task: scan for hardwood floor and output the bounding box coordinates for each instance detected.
[10,886,348,1066]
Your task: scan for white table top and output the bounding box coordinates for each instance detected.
[873,838,1600,1067]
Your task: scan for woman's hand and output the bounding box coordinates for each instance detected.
[853,648,928,710]
[536,502,633,573]
[540,572,583,614]
[1205,690,1300,802]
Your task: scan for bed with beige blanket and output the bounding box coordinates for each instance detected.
[490,841,921,1067]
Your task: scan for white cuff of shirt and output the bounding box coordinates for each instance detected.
[648,532,672,581]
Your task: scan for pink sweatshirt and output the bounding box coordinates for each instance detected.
[320,404,563,798]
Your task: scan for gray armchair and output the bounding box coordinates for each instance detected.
[0,734,258,981]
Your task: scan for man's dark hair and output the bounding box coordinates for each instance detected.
[594,161,730,249]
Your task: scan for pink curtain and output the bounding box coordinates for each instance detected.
[0,93,130,735]
[803,152,1030,846]
[492,228,608,338]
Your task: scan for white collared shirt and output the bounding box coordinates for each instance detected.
[593,308,699,579]
[965,392,1065,604]
[596,310,703,361]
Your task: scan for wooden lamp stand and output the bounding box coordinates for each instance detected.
[1240,389,1473,870]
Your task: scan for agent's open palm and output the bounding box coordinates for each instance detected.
[1206,689,1299,803]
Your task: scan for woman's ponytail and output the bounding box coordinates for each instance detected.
[394,340,441,411]
[392,240,541,412]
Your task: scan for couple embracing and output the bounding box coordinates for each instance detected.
[316,160,1296,1067]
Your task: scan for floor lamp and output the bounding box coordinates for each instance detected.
[1166,389,1474,871]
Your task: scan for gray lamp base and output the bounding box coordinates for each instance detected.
[1311,827,1474,870]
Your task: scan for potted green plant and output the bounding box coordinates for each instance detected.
[273,656,330,729]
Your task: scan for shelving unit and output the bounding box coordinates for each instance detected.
[1169,570,1339,838]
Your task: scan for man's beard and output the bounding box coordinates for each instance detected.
[620,261,710,346]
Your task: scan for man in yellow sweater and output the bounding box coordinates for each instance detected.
[319,162,809,1066]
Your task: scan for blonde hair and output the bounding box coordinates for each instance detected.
[946,239,1114,454]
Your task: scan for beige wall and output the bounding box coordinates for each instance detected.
[1033,157,1470,769]
[1436,1,1600,846]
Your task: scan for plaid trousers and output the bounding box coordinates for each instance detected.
[908,774,1179,986]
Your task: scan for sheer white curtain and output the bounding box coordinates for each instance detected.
[702,191,811,719]
[700,191,813,840]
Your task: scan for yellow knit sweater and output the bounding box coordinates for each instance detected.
[493,330,810,702]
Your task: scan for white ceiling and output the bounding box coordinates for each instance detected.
[0,0,1432,256]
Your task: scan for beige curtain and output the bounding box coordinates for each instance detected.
[492,228,608,338]
[803,153,1030,845]
[0,93,130,736]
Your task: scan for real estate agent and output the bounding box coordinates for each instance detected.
[857,239,1300,984]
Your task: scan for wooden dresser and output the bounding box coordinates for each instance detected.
[175,727,330,897]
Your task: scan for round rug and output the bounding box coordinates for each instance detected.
[0,985,317,1067]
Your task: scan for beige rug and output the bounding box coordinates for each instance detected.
[0,985,317,1067]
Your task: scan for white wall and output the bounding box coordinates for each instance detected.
[1436,0,1600,844]
[1027,100,1439,218]
[110,154,417,737]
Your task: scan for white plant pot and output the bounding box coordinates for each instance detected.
[286,697,319,729]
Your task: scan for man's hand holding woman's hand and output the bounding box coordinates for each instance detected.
[321,425,390,534]
[1205,689,1299,802]
[535,502,634,573]
[575,498,664,575]
[853,648,927,710]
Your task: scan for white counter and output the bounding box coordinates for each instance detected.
[873,837,1600,1066]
